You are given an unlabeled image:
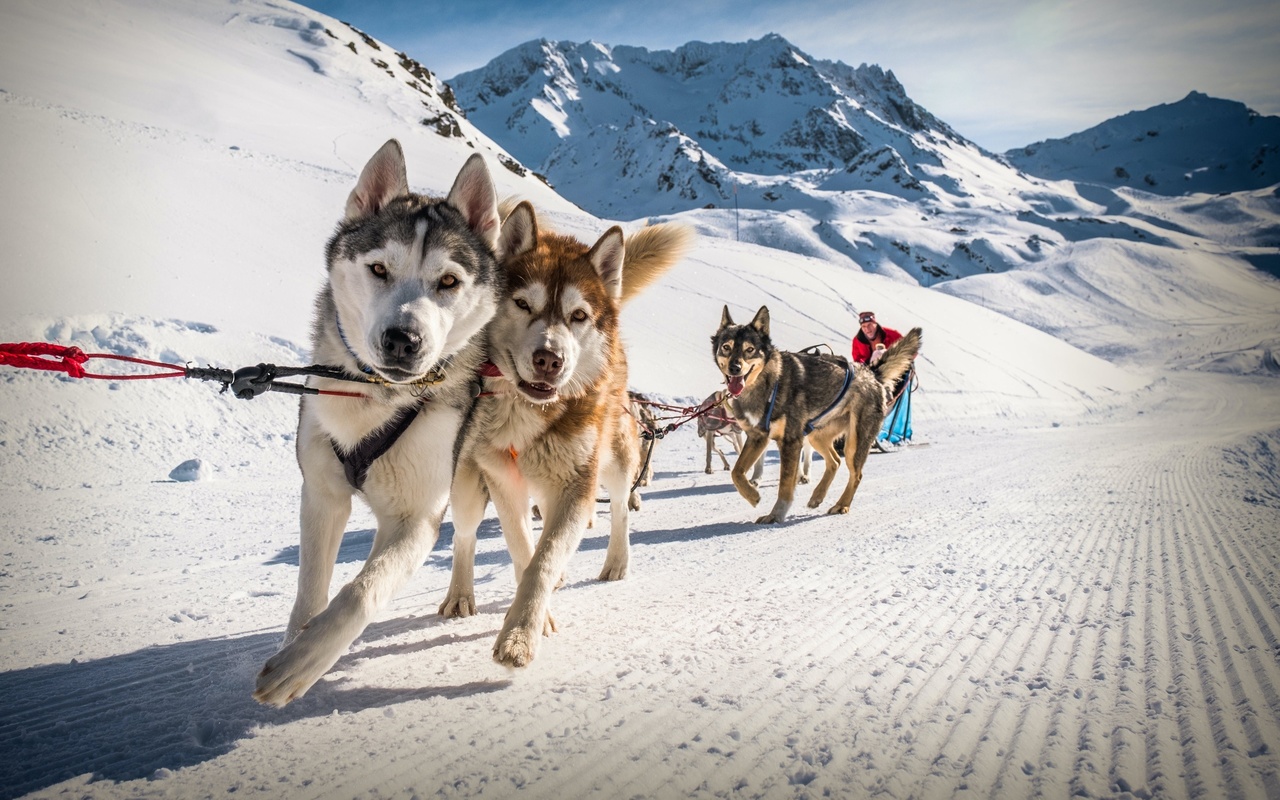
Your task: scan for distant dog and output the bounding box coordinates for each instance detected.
[628,390,660,495]
[254,141,501,706]
[711,305,921,524]
[697,390,811,483]
[440,204,692,667]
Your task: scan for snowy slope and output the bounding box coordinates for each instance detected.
[0,0,569,342]
[1006,91,1280,196]
[1,2,1280,799]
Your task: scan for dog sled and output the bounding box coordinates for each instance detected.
[873,366,919,452]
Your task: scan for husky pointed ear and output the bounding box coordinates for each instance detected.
[588,226,626,299]
[750,305,770,336]
[345,139,409,222]
[721,305,734,328]
[446,153,500,251]
[498,201,537,261]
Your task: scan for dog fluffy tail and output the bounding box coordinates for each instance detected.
[873,327,923,389]
[621,223,695,303]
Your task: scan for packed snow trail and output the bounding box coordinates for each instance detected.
[1,374,1277,799]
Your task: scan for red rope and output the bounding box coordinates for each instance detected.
[0,341,368,398]
[0,342,186,380]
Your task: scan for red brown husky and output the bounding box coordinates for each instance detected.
[440,202,692,667]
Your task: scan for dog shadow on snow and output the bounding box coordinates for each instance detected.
[0,477,770,798]
[0,522,516,800]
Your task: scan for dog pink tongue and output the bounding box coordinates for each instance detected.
[727,375,745,397]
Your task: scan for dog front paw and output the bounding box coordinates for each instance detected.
[826,504,850,515]
[253,629,338,707]
[599,557,628,581]
[438,592,476,618]
[494,611,556,667]
[755,513,784,524]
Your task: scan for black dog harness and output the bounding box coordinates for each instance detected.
[331,401,424,492]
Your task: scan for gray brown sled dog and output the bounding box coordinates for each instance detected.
[441,203,693,667]
[254,141,501,706]
[711,305,922,524]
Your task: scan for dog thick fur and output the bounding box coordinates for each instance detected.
[441,204,692,667]
[712,305,921,524]
[254,141,501,706]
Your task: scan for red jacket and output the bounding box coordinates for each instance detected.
[852,325,902,364]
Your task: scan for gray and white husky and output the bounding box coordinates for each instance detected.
[254,140,501,707]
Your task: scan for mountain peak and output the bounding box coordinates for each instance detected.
[448,34,972,215]
[1007,91,1280,195]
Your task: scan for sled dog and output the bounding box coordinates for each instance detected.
[697,391,809,482]
[711,305,921,524]
[254,140,501,706]
[440,203,692,667]
[627,390,659,495]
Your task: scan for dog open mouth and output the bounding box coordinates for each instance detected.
[518,380,558,402]
[725,364,753,397]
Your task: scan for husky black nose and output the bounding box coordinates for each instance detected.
[532,348,563,381]
[381,328,422,362]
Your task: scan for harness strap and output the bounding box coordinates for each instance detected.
[759,381,780,432]
[803,360,853,435]
[331,401,424,491]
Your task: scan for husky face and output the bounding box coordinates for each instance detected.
[712,305,772,397]
[324,142,500,383]
[488,203,623,405]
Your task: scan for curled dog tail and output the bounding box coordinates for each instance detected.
[621,223,695,303]
[873,327,922,390]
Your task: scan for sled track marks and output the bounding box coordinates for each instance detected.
[384,422,1280,800]
[7,400,1279,798]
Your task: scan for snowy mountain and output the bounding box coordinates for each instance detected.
[1006,91,1280,195]
[447,35,1280,299]
[448,35,998,217]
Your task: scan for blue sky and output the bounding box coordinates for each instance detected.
[294,0,1280,152]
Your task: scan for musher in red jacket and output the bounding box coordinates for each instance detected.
[851,310,902,365]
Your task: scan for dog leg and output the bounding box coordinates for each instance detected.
[799,439,813,484]
[599,459,632,581]
[806,436,843,509]
[439,458,486,618]
[757,435,802,524]
[827,430,874,515]
[256,508,443,706]
[732,432,769,507]
[704,431,716,474]
[284,475,354,644]
[493,477,594,667]
[488,471,537,588]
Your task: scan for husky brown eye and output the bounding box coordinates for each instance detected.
[368,262,388,279]
[743,345,755,355]
[570,309,589,323]
[720,343,731,354]
[514,298,531,312]
[438,273,459,290]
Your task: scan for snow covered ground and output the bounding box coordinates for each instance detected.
[1,1,1279,798]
